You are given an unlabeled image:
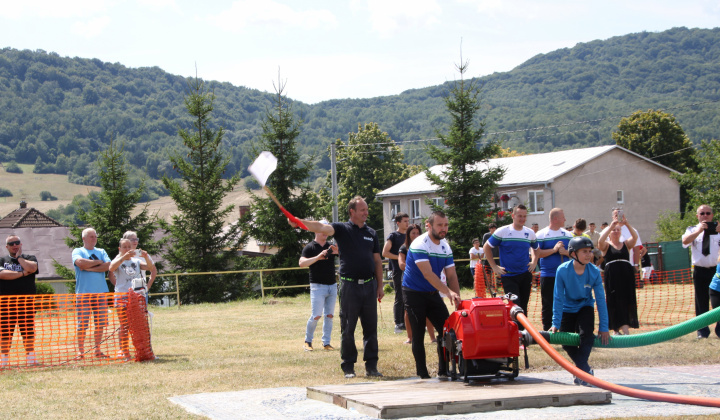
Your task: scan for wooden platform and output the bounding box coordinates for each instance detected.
[307,377,611,419]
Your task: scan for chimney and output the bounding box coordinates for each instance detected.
[19,201,27,209]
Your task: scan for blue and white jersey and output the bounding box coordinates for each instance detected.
[486,224,538,277]
[536,227,573,277]
[402,232,454,292]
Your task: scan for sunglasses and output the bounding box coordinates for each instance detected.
[6,240,20,246]
[699,212,713,216]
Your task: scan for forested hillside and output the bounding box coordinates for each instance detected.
[0,26,718,195]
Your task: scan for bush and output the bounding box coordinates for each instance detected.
[40,191,58,201]
[36,282,55,294]
[5,161,22,173]
[0,188,13,197]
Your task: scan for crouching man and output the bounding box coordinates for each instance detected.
[401,211,461,379]
[550,236,610,386]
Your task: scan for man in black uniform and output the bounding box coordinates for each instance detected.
[0,235,39,367]
[382,212,408,334]
[289,196,384,378]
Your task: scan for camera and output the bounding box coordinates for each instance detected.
[706,221,718,233]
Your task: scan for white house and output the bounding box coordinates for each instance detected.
[376,145,680,242]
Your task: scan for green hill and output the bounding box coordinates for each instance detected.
[0,26,718,189]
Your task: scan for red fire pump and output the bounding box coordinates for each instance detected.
[442,295,526,382]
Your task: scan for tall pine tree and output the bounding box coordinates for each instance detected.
[426,58,504,284]
[161,77,243,303]
[241,76,320,291]
[58,139,159,291]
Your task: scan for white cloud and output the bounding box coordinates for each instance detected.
[365,0,442,37]
[136,0,179,12]
[208,0,337,33]
[0,0,114,19]
[71,16,112,38]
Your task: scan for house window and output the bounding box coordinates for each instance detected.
[432,197,444,209]
[617,190,624,204]
[528,190,544,214]
[390,201,401,219]
[410,199,421,220]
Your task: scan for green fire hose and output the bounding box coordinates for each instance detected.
[538,306,720,348]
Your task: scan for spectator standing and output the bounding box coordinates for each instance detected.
[122,231,157,301]
[585,222,602,265]
[682,204,720,339]
[72,228,111,358]
[401,211,461,379]
[289,196,384,378]
[572,219,591,239]
[598,212,638,335]
[550,236,610,385]
[109,238,153,360]
[484,205,538,319]
[468,238,483,279]
[531,223,539,234]
[382,213,409,334]
[481,223,498,290]
[532,208,572,331]
[0,235,39,367]
[299,221,339,352]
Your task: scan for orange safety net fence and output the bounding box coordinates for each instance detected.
[475,267,697,332]
[0,289,153,371]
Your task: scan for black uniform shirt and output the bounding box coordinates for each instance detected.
[0,254,38,295]
[331,221,380,279]
[301,240,336,285]
[386,231,405,274]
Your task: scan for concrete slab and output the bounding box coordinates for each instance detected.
[168,365,720,420]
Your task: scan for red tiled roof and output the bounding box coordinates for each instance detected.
[0,207,64,228]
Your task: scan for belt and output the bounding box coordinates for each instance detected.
[605,259,631,266]
[340,276,374,284]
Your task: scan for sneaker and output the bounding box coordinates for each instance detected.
[394,324,405,334]
[344,371,356,379]
[26,352,37,366]
[366,369,383,378]
[323,344,335,351]
[697,334,709,339]
[0,354,8,368]
[304,342,313,352]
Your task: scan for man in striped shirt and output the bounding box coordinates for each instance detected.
[402,210,461,379]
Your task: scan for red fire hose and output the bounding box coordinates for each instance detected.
[515,312,720,408]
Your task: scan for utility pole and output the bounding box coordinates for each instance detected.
[330,142,338,223]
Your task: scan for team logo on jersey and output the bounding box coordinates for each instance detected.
[525,233,529,238]
[363,236,373,241]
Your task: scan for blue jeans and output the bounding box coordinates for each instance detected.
[305,283,337,346]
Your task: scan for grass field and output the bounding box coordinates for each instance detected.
[1,288,720,419]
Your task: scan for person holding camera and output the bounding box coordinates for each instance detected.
[299,220,339,352]
[122,231,156,301]
[109,238,153,360]
[682,204,720,339]
[598,210,638,335]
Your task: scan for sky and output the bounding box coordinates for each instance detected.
[1,0,718,104]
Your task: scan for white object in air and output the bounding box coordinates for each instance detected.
[248,151,278,187]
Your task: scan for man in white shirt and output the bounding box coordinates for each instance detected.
[682,204,720,339]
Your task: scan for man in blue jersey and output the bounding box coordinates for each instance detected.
[402,210,461,379]
[550,236,610,385]
[532,208,572,331]
[483,204,538,321]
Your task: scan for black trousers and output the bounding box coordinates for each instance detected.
[404,288,449,378]
[339,279,378,373]
[501,272,532,329]
[560,305,595,373]
[693,266,714,337]
[708,288,720,338]
[392,270,404,326]
[540,276,556,331]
